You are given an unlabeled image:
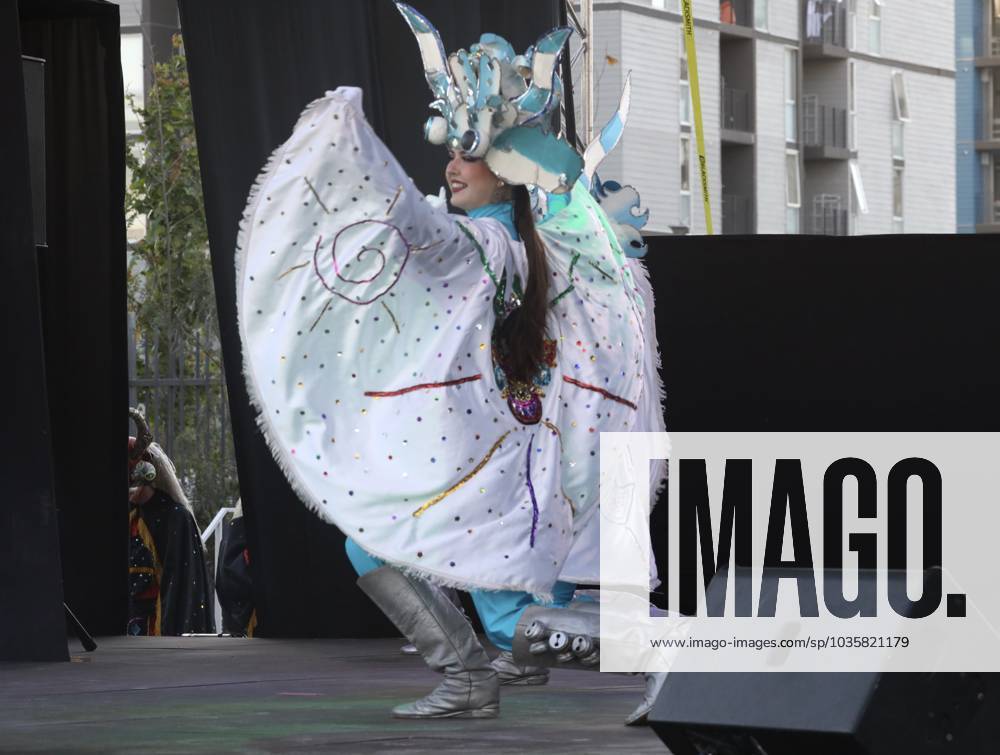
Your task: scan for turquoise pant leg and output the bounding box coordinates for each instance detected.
[551,580,577,606]
[469,581,576,652]
[345,537,383,576]
[469,590,535,651]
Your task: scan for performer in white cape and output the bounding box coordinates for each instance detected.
[236,1,666,719]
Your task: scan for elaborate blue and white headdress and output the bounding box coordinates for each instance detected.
[394,1,583,193]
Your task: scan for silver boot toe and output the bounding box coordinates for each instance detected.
[624,672,667,726]
[392,669,499,718]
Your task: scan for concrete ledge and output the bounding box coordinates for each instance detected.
[804,144,851,161]
[803,42,849,60]
[720,128,755,145]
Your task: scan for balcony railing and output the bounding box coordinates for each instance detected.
[720,0,752,27]
[804,0,847,48]
[723,85,752,132]
[810,195,848,235]
[802,96,848,150]
[723,193,754,234]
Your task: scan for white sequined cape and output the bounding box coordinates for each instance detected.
[236,87,660,598]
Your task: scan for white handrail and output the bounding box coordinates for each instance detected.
[201,506,237,634]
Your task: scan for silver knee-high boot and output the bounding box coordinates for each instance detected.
[358,565,499,719]
[400,587,464,655]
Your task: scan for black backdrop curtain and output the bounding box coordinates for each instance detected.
[178,0,562,637]
[643,236,1000,432]
[18,0,128,637]
[642,235,1000,599]
[0,0,66,661]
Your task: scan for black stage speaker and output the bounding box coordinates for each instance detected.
[648,569,997,755]
[649,671,994,755]
[21,54,45,247]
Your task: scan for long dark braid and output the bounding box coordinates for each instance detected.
[496,185,550,385]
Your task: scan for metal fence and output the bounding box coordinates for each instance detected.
[804,0,847,47]
[802,95,848,150]
[127,313,237,527]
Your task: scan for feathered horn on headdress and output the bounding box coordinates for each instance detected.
[128,407,154,465]
[394,1,583,193]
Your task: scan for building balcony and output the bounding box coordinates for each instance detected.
[723,193,754,234]
[810,208,848,235]
[802,96,851,160]
[977,200,1000,233]
[975,117,1000,151]
[975,31,1000,66]
[719,0,754,37]
[808,195,848,235]
[721,85,754,143]
[803,0,848,59]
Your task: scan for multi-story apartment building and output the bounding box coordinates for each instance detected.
[113,0,180,133]
[579,0,956,234]
[111,0,181,243]
[957,0,1000,233]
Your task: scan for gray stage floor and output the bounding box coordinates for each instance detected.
[0,636,669,754]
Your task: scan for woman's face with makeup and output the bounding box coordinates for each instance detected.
[444,149,502,210]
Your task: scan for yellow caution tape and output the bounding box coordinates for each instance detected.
[681,0,714,234]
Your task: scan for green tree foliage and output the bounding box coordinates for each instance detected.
[126,35,238,527]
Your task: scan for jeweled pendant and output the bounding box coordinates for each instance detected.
[507,392,542,425]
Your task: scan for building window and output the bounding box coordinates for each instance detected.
[785,150,801,233]
[891,120,904,161]
[679,32,691,127]
[992,156,1000,223]
[848,0,858,50]
[121,32,146,242]
[755,0,769,31]
[849,161,868,212]
[848,60,858,150]
[890,71,908,162]
[992,0,1000,56]
[784,48,798,144]
[892,166,904,232]
[680,135,692,228]
[891,71,910,122]
[121,32,144,135]
[849,159,869,234]
[992,71,1000,139]
[986,155,1000,223]
[869,0,882,56]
